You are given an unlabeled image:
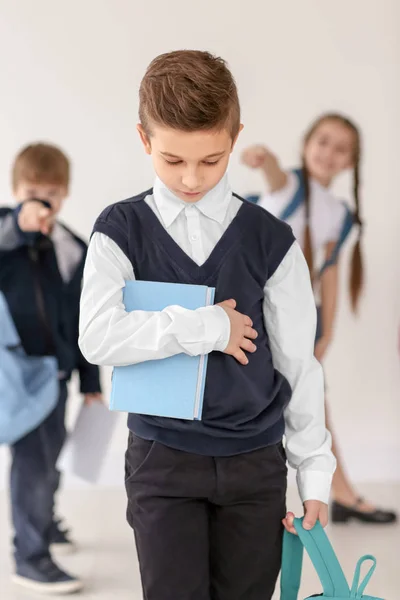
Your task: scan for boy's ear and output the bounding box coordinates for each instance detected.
[137,124,152,155]
[231,123,244,152]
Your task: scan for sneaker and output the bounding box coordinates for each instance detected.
[49,519,76,555]
[12,556,83,595]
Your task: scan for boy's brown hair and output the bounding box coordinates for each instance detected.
[139,50,241,139]
[12,143,70,190]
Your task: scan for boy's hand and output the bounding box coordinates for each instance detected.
[218,299,258,365]
[18,201,53,235]
[282,501,329,535]
[84,393,103,406]
[241,145,278,170]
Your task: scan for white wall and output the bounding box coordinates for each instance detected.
[1,0,399,488]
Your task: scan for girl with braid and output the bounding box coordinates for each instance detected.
[242,113,397,524]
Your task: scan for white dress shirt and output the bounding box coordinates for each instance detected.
[79,174,335,503]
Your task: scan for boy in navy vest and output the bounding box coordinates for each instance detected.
[79,50,335,600]
[0,143,102,594]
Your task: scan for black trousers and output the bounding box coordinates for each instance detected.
[125,433,287,600]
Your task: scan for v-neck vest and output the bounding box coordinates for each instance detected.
[93,190,295,456]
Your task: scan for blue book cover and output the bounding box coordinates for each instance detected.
[110,280,215,421]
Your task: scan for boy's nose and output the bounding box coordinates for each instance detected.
[182,172,201,190]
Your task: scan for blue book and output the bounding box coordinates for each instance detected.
[110,280,216,421]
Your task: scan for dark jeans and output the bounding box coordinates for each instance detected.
[10,380,68,565]
[125,433,287,600]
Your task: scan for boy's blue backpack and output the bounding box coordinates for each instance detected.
[281,518,383,599]
[0,291,58,445]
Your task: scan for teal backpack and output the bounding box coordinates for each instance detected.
[280,518,383,600]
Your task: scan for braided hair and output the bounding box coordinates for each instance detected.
[302,113,363,312]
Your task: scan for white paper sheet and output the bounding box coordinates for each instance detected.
[57,401,119,484]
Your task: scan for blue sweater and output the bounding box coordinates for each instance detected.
[93,191,295,455]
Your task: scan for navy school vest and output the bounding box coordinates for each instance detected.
[93,190,295,456]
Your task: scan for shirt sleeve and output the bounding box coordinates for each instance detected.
[257,171,298,217]
[263,241,336,503]
[78,232,230,366]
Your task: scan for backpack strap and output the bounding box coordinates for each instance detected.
[320,203,354,276]
[245,194,261,204]
[280,518,350,599]
[278,168,306,221]
[280,525,304,600]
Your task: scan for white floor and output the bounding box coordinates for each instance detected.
[0,484,398,599]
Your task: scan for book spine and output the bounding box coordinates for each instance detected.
[194,286,215,420]
[109,368,116,411]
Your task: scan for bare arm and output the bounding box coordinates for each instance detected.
[241,145,288,193]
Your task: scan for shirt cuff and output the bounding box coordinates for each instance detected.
[198,305,230,353]
[296,470,333,505]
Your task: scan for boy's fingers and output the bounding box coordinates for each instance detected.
[240,338,257,353]
[40,218,52,235]
[38,207,51,218]
[320,511,329,528]
[318,503,329,528]
[282,521,297,535]
[234,349,249,365]
[244,326,258,340]
[38,207,52,234]
[220,299,236,309]
[282,512,297,535]
[303,502,319,530]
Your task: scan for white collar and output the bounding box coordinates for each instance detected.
[153,174,232,228]
[50,221,66,243]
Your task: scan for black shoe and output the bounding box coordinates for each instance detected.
[12,555,83,594]
[49,519,76,555]
[331,497,398,524]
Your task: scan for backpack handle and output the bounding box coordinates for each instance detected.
[350,555,377,598]
[281,518,351,599]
